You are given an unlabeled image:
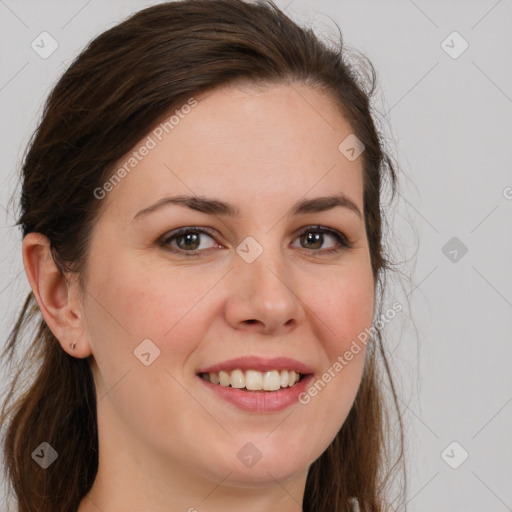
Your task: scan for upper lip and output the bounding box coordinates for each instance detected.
[196,356,314,375]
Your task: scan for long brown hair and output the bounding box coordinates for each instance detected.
[1,1,406,511]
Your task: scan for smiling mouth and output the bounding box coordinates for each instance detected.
[198,369,306,392]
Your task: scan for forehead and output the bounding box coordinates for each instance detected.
[99,82,364,220]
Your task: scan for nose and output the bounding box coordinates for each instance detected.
[224,243,305,335]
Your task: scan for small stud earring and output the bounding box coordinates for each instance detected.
[69,342,77,350]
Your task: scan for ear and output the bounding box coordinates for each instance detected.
[22,232,92,359]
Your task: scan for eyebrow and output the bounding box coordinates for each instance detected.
[132,193,363,222]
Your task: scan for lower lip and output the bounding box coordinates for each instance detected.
[197,374,314,413]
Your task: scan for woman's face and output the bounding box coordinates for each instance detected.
[79,83,374,491]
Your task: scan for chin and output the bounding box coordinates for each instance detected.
[221,461,309,488]
[207,437,314,486]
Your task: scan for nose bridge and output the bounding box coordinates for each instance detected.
[226,232,303,331]
[236,233,287,292]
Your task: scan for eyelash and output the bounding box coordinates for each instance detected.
[158,225,352,256]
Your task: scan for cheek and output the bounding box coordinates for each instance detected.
[83,257,215,434]
[307,264,374,393]
[290,266,374,458]
[85,253,220,359]
[312,265,375,353]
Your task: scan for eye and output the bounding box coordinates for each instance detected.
[159,225,351,256]
[159,227,219,255]
[292,225,351,254]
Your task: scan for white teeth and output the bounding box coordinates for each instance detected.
[263,370,281,391]
[230,369,245,389]
[219,370,230,387]
[245,370,263,390]
[201,369,303,391]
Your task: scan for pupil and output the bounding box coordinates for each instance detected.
[303,232,321,249]
[179,233,199,250]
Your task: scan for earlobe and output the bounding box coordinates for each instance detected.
[21,233,92,359]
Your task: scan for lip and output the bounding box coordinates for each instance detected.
[196,356,314,375]
[197,373,314,413]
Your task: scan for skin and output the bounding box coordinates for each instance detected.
[23,83,375,512]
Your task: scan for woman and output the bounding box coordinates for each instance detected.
[0,1,406,511]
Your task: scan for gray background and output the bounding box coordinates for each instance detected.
[1,1,511,511]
